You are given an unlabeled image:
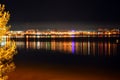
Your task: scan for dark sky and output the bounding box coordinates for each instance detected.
[1,0,120,30]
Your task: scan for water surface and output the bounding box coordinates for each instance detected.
[9,37,120,80]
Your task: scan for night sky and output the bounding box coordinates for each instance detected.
[1,0,120,30]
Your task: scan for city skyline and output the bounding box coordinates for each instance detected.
[0,1,120,80]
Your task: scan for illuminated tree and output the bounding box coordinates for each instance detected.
[0,4,16,80]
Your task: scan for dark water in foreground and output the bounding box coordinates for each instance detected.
[9,37,120,80]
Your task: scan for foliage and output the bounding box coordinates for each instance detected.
[0,4,16,80]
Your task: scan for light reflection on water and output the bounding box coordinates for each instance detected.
[14,37,120,56]
[7,36,120,80]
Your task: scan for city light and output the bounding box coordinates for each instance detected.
[4,28,120,38]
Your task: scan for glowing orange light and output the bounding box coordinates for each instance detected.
[0,4,16,80]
